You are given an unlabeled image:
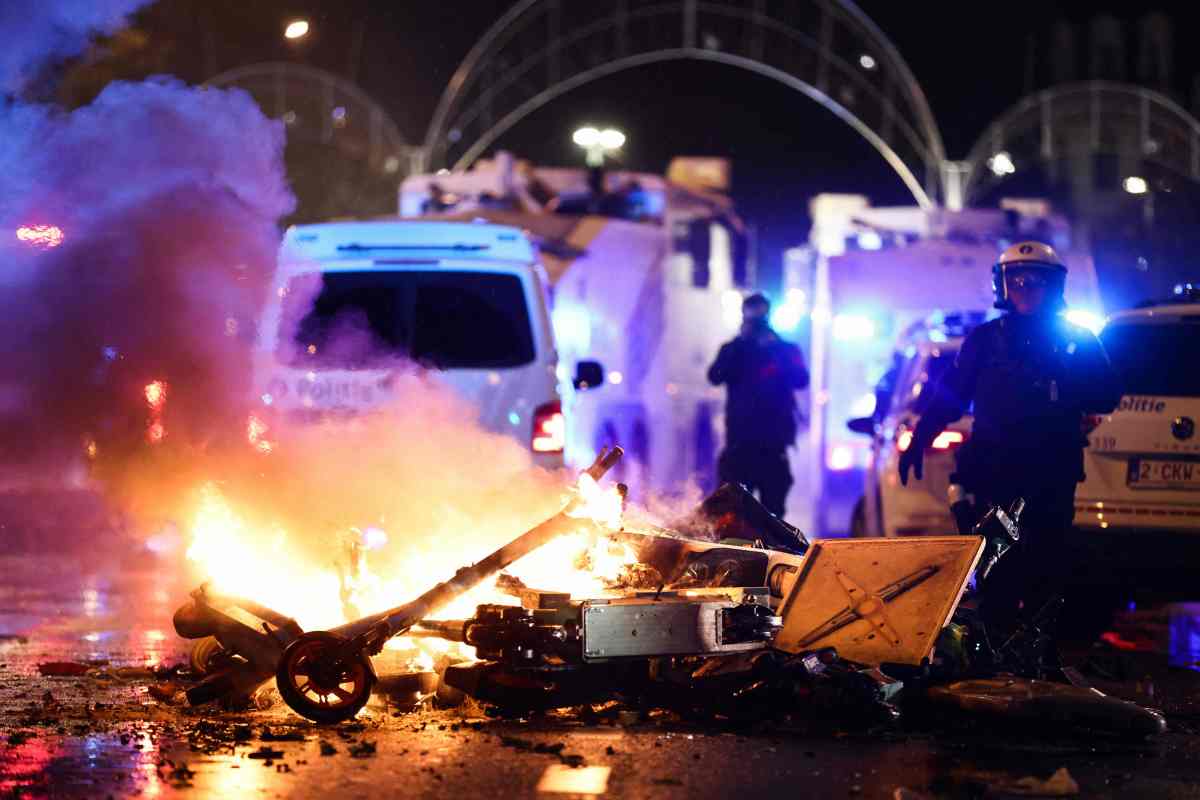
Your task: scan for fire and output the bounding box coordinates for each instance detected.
[183,475,636,660]
[566,473,623,530]
[15,224,64,248]
[185,484,346,629]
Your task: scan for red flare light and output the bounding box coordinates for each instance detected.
[15,225,64,248]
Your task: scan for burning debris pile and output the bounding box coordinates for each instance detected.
[168,446,1167,739]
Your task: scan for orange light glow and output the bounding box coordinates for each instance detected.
[185,474,633,661]
[147,422,165,444]
[144,380,167,411]
[246,414,274,454]
[16,224,64,248]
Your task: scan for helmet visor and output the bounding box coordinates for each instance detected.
[1006,268,1054,290]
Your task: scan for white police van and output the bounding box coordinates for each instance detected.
[1076,290,1200,532]
[254,220,570,468]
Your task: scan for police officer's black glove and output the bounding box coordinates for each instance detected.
[898,446,923,486]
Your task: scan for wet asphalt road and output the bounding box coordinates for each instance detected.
[3,490,1200,799]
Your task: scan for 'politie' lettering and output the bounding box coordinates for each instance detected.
[1119,396,1166,413]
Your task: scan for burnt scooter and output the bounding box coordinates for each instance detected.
[174,446,625,723]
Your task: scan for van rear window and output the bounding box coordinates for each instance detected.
[1101,318,1200,397]
[281,271,536,369]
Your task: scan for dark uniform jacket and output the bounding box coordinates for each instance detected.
[707,329,809,451]
[913,313,1122,489]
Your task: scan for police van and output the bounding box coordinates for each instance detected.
[1075,290,1200,532]
[254,220,570,468]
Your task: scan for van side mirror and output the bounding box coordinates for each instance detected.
[574,360,604,391]
[847,417,875,436]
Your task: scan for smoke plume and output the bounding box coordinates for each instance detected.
[0,78,294,486]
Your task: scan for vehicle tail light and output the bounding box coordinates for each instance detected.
[895,424,965,453]
[532,401,565,453]
[1082,414,1105,435]
[930,430,965,450]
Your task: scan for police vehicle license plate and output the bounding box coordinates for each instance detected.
[1127,458,1200,490]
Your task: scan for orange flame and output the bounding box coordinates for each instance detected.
[184,476,635,658]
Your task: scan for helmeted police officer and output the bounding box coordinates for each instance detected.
[899,241,1121,638]
[708,293,809,517]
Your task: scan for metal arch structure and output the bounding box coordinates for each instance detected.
[208,62,413,173]
[963,81,1200,204]
[422,0,946,208]
[207,63,416,221]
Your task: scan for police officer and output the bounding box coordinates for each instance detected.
[898,242,1121,638]
[708,293,809,517]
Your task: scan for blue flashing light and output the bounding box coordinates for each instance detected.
[1063,308,1105,335]
[508,411,521,426]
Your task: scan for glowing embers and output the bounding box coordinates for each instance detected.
[15,224,64,248]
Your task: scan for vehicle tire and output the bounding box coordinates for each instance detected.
[850,498,868,538]
[189,636,225,675]
[275,631,374,724]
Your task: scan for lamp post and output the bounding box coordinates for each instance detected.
[572,126,626,167]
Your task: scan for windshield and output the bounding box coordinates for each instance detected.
[279,270,536,370]
[1101,318,1200,397]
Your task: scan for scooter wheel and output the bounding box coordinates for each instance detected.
[276,631,374,724]
[189,636,226,675]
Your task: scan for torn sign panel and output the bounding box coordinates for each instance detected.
[775,536,984,665]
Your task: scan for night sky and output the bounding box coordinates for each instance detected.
[112,0,1200,293]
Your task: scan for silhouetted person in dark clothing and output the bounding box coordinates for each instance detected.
[900,242,1121,641]
[708,293,809,517]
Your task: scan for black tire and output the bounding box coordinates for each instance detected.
[189,636,225,675]
[276,631,374,724]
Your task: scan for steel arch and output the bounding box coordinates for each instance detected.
[207,62,412,175]
[963,81,1200,203]
[423,0,946,208]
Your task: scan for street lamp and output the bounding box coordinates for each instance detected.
[573,126,625,166]
[284,19,310,40]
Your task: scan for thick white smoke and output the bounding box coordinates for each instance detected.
[0,78,294,485]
